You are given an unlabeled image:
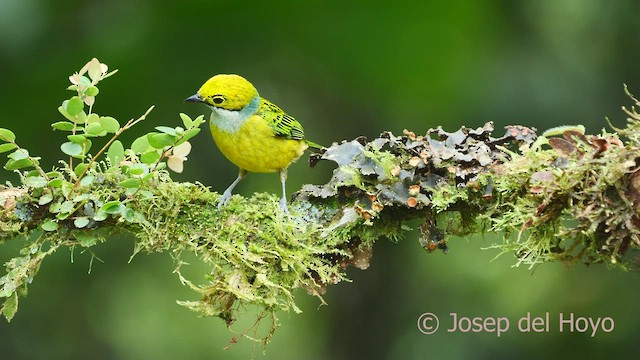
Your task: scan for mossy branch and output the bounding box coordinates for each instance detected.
[2,59,640,347]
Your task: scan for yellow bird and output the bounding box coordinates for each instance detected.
[185,74,320,213]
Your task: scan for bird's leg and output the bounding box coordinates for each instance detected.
[219,168,247,209]
[279,168,289,213]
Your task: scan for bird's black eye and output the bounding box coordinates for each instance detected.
[212,95,225,105]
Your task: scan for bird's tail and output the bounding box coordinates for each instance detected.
[305,139,324,151]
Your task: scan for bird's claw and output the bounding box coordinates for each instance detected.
[218,191,232,209]
[279,196,289,214]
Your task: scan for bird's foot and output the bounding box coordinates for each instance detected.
[218,190,232,209]
[279,196,289,214]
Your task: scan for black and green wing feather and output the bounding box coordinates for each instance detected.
[259,98,323,149]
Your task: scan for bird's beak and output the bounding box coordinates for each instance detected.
[184,94,203,103]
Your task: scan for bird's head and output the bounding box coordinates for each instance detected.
[185,74,258,111]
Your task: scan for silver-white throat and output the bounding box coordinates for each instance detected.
[209,95,260,134]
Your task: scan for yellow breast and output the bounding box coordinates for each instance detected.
[210,114,307,173]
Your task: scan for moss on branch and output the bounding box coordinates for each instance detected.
[2,59,640,347]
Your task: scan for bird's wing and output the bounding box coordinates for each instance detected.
[259,98,305,140]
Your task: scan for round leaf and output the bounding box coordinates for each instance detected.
[0,143,17,153]
[80,175,95,187]
[58,105,75,122]
[67,134,87,144]
[127,164,148,176]
[84,122,104,136]
[101,201,125,214]
[179,113,193,128]
[66,96,84,116]
[131,136,151,154]
[0,128,16,142]
[86,113,100,124]
[8,149,29,160]
[74,217,91,229]
[140,151,160,164]
[148,133,176,149]
[94,209,108,221]
[48,179,64,187]
[61,142,83,156]
[99,117,120,133]
[38,193,53,205]
[85,86,99,97]
[41,220,59,232]
[73,230,97,247]
[74,163,88,177]
[107,140,125,165]
[5,158,34,170]
[155,126,177,136]
[120,178,141,188]
[51,121,76,131]
[24,176,47,188]
[177,128,201,145]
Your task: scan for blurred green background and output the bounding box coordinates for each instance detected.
[2,0,640,359]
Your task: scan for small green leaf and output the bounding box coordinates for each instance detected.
[5,158,33,170]
[140,151,161,164]
[155,126,177,136]
[86,113,100,124]
[73,230,97,247]
[74,163,88,177]
[122,207,136,222]
[38,193,53,205]
[120,178,141,188]
[75,111,87,124]
[51,121,76,131]
[72,194,89,203]
[74,217,90,229]
[0,143,17,153]
[131,136,151,154]
[80,175,94,187]
[67,134,87,144]
[107,140,125,166]
[148,133,176,149]
[84,122,104,136]
[85,86,99,97]
[101,201,125,214]
[192,115,206,127]
[60,200,74,214]
[177,128,201,145]
[179,113,193,128]
[46,171,63,178]
[93,209,108,221]
[2,292,18,321]
[99,117,120,133]
[83,139,92,154]
[66,96,84,116]
[48,179,64,187]
[0,128,16,142]
[41,220,59,231]
[24,176,47,188]
[58,105,75,122]
[127,164,148,176]
[8,149,29,160]
[61,142,83,156]
[49,201,61,213]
